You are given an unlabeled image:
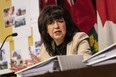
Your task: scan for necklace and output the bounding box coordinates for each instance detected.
[55,44,66,55]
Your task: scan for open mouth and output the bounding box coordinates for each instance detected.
[54,31,61,34]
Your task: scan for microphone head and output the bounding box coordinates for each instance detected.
[11,33,18,37]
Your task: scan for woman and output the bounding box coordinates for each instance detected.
[10,5,92,71]
[37,5,91,60]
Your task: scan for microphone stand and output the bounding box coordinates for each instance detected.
[0,35,12,50]
[0,33,18,50]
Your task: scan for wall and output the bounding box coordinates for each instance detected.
[0,0,41,75]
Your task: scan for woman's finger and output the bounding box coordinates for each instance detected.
[10,63,18,68]
[30,53,41,62]
[25,59,36,65]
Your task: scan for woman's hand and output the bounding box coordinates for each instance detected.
[10,53,41,72]
[10,63,27,71]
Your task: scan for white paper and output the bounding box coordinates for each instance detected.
[14,37,30,60]
[16,55,86,77]
[0,42,12,75]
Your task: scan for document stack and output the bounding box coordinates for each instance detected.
[83,42,116,66]
[15,55,86,77]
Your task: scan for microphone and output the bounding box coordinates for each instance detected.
[11,33,18,37]
[0,33,18,50]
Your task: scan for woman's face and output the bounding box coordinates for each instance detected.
[47,18,66,45]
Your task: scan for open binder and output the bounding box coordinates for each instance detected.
[83,42,116,66]
[15,55,86,77]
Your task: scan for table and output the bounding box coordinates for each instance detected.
[32,63,116,77]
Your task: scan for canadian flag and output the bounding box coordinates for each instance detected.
[96,0,116,50]
[63,0,98,53]
[39,0,57,10]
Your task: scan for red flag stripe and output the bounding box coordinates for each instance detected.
[96,0,116,26]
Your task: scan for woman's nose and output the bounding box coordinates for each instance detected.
[54,22,59,28]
